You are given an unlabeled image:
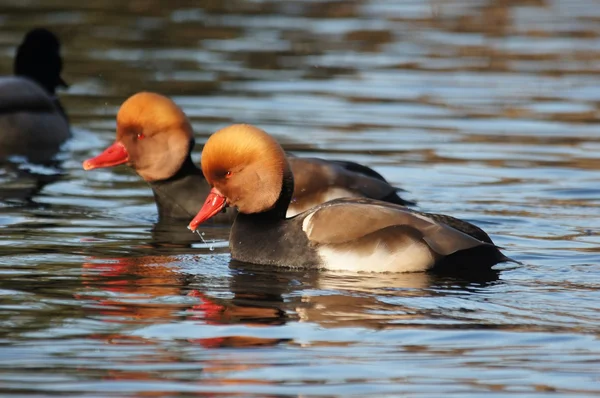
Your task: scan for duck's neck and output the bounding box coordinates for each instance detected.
[230,166,321,268]
[147,155,210,220]
[276,166,295,218]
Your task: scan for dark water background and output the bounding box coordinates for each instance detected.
[1,0,599,396]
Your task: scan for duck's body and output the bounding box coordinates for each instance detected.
[0,77,69,150]
[0,28,69,161]
[189,124,509,273]
[83,92,412,223]
[230,198,505,272]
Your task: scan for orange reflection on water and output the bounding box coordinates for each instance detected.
[79,255,289,349]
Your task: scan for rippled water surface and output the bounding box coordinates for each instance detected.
[1,0,600,396]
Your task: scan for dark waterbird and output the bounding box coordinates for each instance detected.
[0,28,70,163]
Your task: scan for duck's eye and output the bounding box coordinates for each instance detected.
[225,171,232,178]
[137,133,145,140]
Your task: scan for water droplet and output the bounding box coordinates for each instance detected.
[193,229,216,251]
[194,230,207,244]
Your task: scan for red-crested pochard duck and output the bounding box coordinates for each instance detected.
[0,28,70,160]
[188,124,510,273]
[82,92,412,222]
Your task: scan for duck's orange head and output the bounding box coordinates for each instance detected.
[188,124,288,230]
[83,92,193,181]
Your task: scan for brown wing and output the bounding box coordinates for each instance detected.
[289,157,399,201]
[303,199,491,256]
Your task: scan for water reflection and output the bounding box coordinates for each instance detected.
[44,255,505,394]
[0,159,65,205]
[79,254,501,333]
[81,255,289,349]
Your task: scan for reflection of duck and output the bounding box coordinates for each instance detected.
[0,161,64,205]
[189,124,510,272]
[80,255,288,349]
[80,256,185,322]
[228,260,499,330]
[82,92,412,223]
[0,28,70,163]
[292,270,499,329]
[76,257,499,390]
[78,253,499,351]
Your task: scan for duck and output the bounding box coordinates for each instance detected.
[82,92,412,222]
[0,28,70,161]
[188,124,510,273]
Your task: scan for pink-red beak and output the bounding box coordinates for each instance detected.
[188,188,227,231]
[83,141,129,170]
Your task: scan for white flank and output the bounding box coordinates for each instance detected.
[316,240,436,273]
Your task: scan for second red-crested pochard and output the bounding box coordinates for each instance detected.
[0,28,70,161]
[189,124,510,273]
[83,92,234,223]
[82,92,412,222]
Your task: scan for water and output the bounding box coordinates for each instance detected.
[1,0,600,396]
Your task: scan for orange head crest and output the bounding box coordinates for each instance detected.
[83,92,194,181]
[188,124,290,230]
